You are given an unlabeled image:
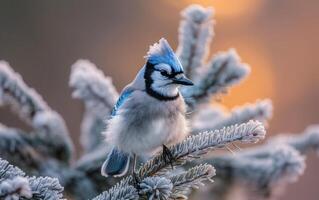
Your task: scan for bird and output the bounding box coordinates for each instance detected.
[101,38,193,177]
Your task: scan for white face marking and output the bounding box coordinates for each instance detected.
[150,63,180,97]
[174,73,183,79]
[154,63,172,74]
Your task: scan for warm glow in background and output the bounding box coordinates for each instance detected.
[0,0,318,199]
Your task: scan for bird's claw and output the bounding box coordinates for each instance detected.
[162,144,175,170]
[132,171,140,190]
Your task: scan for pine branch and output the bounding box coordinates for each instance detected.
[0,61,73,162]
[69,59,118,153]
[35,159,99,200]
[193,99,272,133]
[270,125,319,155]
[0,124,42,170]
[138,120,265,180]
[170,164,215,199]
[176,4,214,79]
[0,176,32,200]
[208,144,305,199]
[0,158,65,200]
[0,158,25,180]
[183,49,250,108]
[191,104,226,130]
[139,176,173,200]
[237,145,304,187]
[92,185,138,200]
[28,176,64,200]
[0,61,48,122]
[92,176,138,200]
[95,121,264,200]
[32,111,73,162]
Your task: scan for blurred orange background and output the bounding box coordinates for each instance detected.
[0,0,318,199]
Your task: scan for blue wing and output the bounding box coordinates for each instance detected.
[111,88,133,116]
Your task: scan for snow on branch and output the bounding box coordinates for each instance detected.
[183,49,250,108]
[191,104,226,130]
[92,177,138,200]
[0,176,32,200]
[209,144,305,198]
[92,185,138,200]
[170,164,215,199]
[270,125,319,155]
[139,176,173,200]
[32,111,73,162]
[0,61,48,123]
[0,158,65,200]
[96,164,214,200]
[214,99,273,129]
[0,158,25,180]
[176,4,214,78]
[193,99,273,133]
[95,121,264,200]
[69,59,119,152]
[237,145,304,187]
[0,124,43,169]
[138,120,265,180]
[28,176,64,200]
[70,59,118,117]
[0,61,73,162]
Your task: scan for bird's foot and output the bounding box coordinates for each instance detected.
[162,144,175,170]
[132,171,141,189]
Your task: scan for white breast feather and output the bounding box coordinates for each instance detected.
[103,90,188,156]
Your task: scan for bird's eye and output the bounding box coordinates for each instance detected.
[160,70,169,77]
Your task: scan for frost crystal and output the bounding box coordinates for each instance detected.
[139,176,173,200]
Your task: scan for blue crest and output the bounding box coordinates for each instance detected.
[145,38,184,73]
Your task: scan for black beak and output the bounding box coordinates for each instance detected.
[172,76,194,86]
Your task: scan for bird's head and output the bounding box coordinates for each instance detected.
[144,38,193,101]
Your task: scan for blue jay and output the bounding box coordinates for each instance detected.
[101,38,193,177]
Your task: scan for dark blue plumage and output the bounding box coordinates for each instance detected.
[111,89,133,116]
[101,147,130,177]
[102,89,133,177]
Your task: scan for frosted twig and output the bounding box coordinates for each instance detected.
[191,104,225,129]
[270,125,319,155]
[0,158,25,180]
[193,99,272,133]
[209,145,305,198]
[0,124,42,170]
[0,176,32,200]
[183,49,250,108]
[28,176,64,200]
[176,4,214,78]
[139,176,173,200]
[170,164,215,199]
[92,176,138,200]
[32,111,74,162]
[97,121,265,199]
[138,120,265,179]
[70,59,118,152]
[0,158,65,200]
[0,61,48,123]
[0,61,73,162]
[237,145,304,186]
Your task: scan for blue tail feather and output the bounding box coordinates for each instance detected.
[101,147,130,177]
